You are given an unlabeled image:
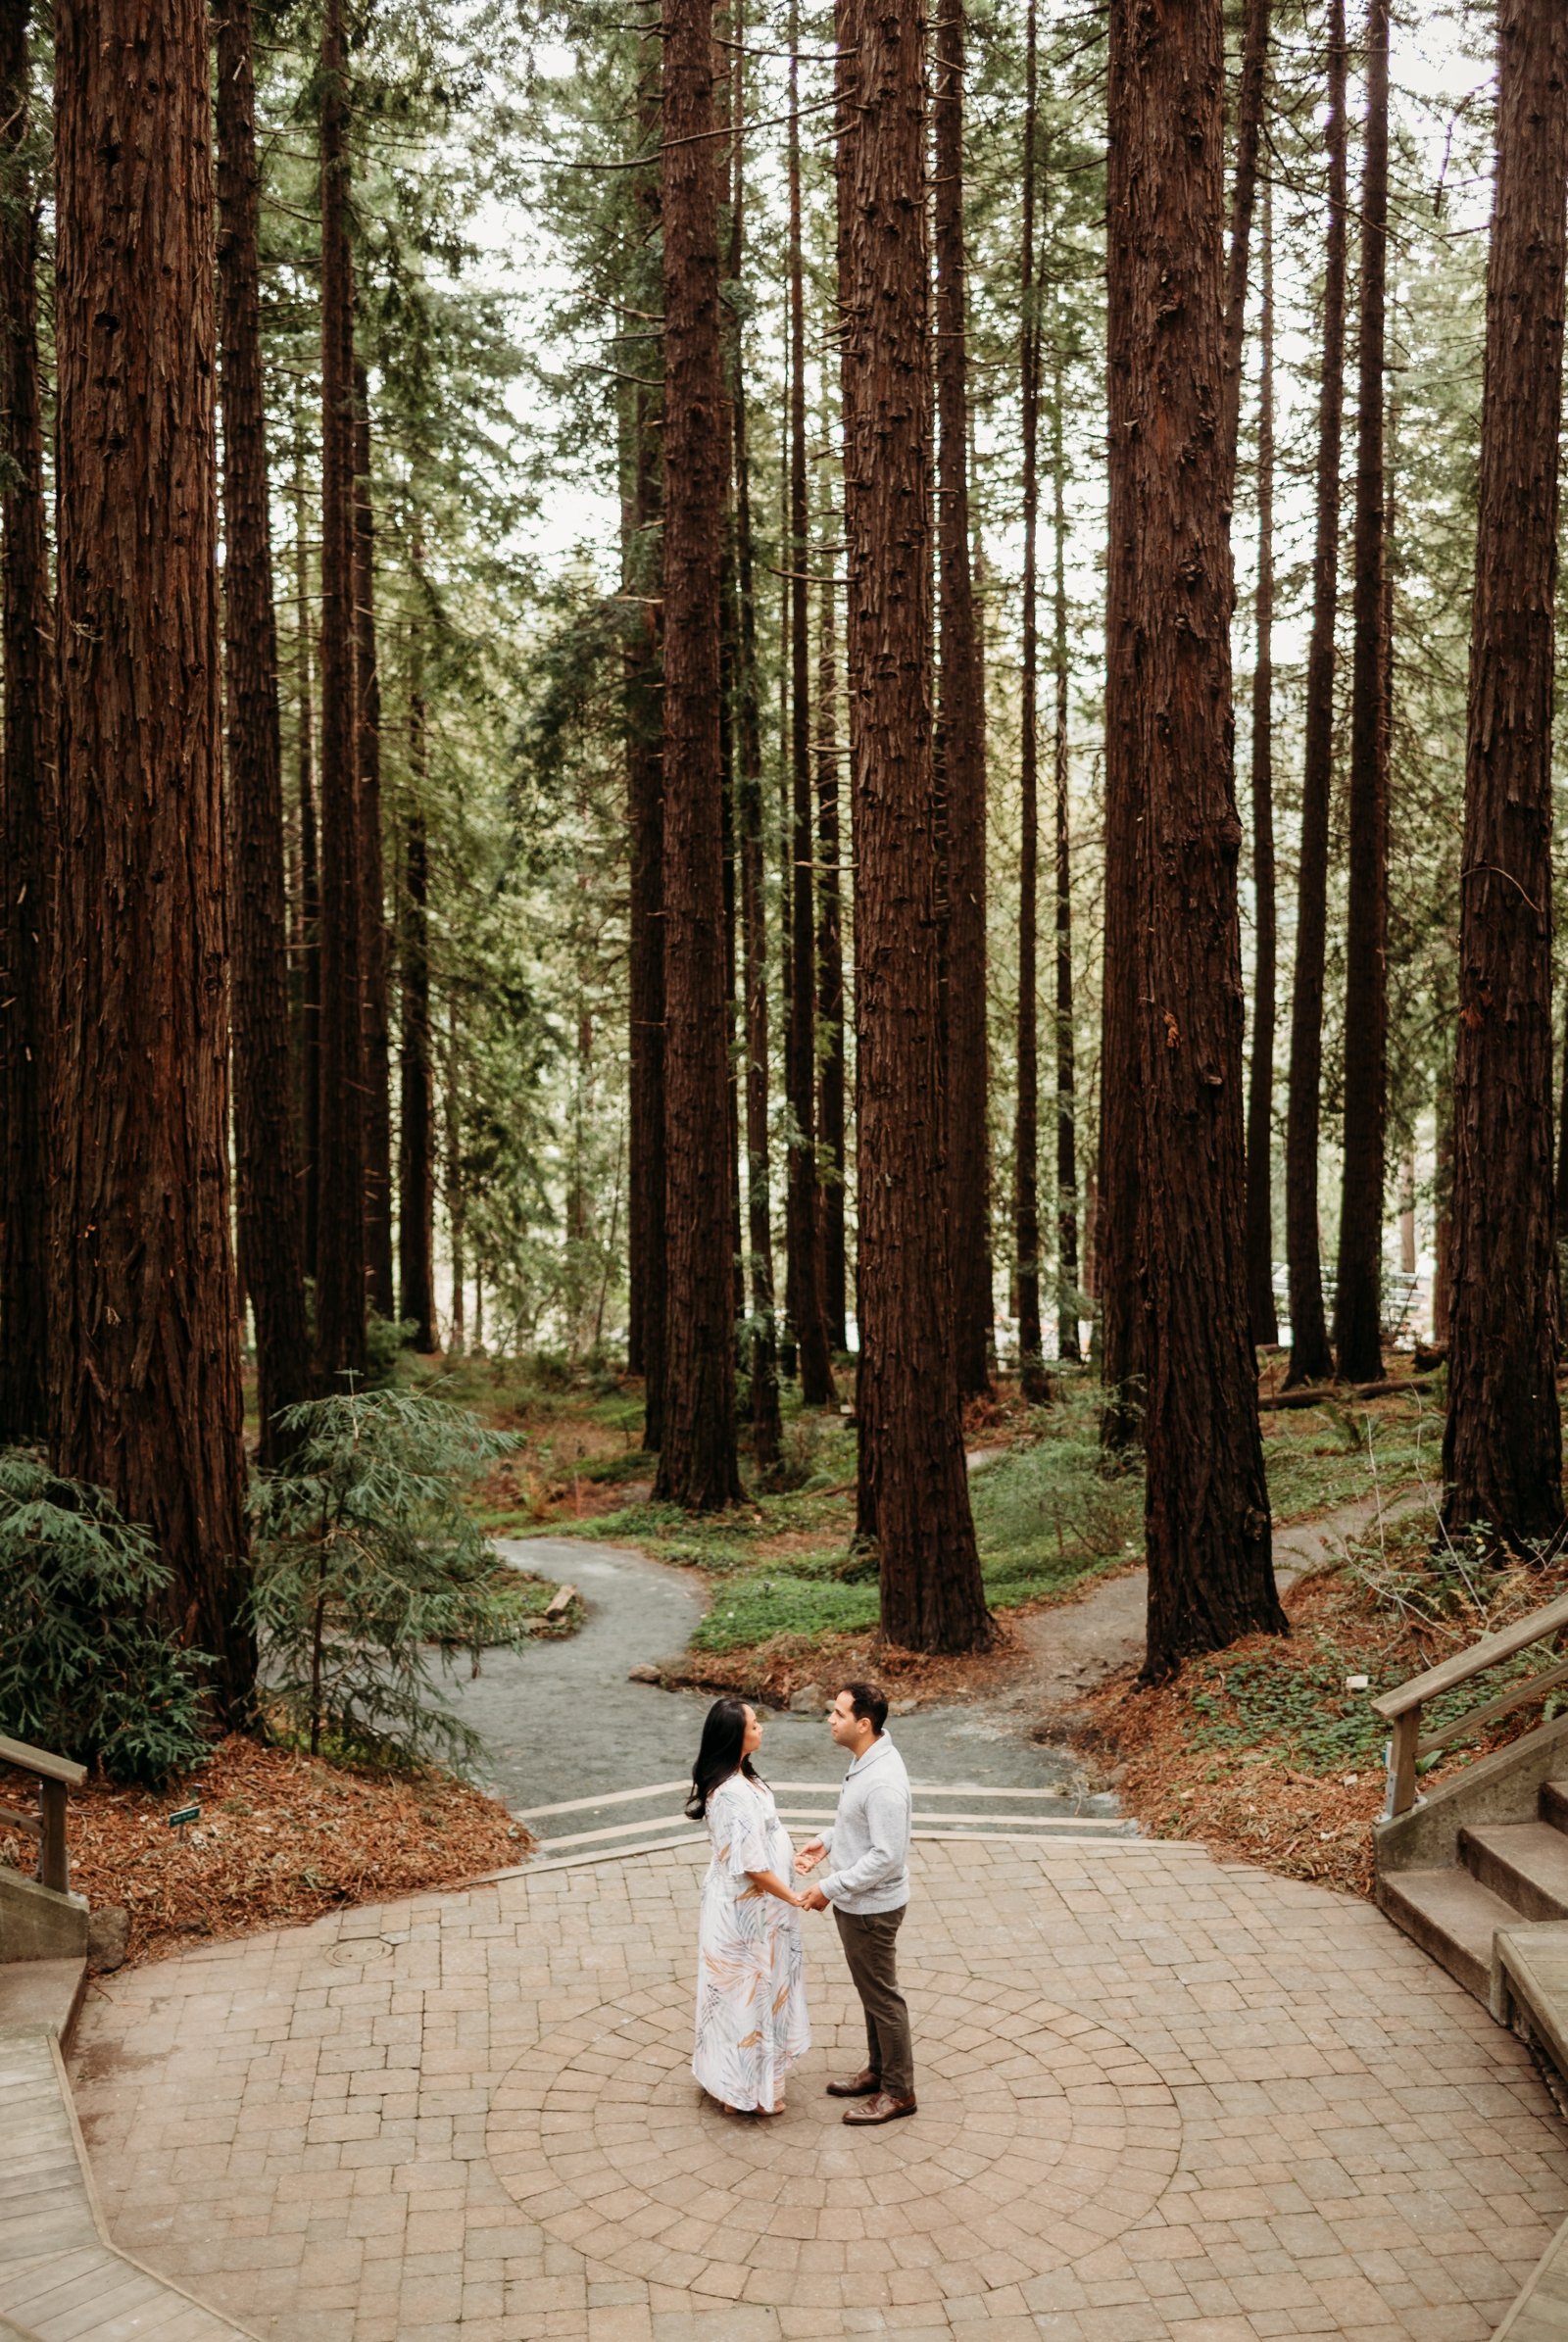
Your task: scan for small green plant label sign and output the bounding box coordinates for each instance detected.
[167,1804,200,1830]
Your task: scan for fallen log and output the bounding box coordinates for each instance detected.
[1258,1370,1444,1413]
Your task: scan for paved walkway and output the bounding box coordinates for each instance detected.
[68,1834,1567,2341]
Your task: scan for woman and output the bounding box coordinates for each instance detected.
[688,1696,810,2115]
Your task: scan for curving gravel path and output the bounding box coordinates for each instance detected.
[442,1536,1104,1823]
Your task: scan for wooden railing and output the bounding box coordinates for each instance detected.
[0,1732,86,1895]
[1373,1589,1568,1819]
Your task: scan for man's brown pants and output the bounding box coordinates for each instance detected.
[833,1903,913,2099]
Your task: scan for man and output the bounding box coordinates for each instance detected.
[795,1682,916,2124]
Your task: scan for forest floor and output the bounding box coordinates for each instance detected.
[432,1345,1568,1904]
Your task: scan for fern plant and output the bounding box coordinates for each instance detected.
[250,1389,523,1772]
[0,1450,211,1781]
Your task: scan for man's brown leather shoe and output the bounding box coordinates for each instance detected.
[824,2068,880,2098]
[842,2090,916,2125]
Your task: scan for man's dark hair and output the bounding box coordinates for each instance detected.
[840,1681,888,1735]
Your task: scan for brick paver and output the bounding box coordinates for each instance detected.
[67,1837,1568,2339]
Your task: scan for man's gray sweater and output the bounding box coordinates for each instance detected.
[819,1732,911,1915]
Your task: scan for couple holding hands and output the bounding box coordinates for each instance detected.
[687,1683,917,2124]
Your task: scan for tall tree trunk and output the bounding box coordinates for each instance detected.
[1098,0,1145,1443]
[1116,0,1284,1682]
[816,470,848,1352]
[0,0,53,1446]
[784,12,835,1409]
[1219,0,1270,501]
[1246,177,1280,1342]
[625,38,665,1444]
[1283,0,1348,1386]
[655,0,743,1509]
[841,0,989,1649]
[315,0,366,1388]
[445,1007,465,1354]
[1050,315,1080,1367]
[1334,0,1391,1382]
[399,575,436,1351]
[52,0,253,1715]
[731,37,781,1466]
[935,0,991,1402]
[1014,0,1049,1405]
[293,424,321,1285]
[353,363,395,1323]
[217,0,311,1466]
[1443,0,1568,1548]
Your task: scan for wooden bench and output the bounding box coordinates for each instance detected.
[1372,1588,1568,1820]
[0,1733,86,1897]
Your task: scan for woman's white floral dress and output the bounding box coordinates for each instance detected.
[692,1772,810,2111]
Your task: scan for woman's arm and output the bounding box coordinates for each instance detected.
[745,1868,806,1906]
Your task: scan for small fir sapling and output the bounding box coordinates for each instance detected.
[249,1388,524,1771]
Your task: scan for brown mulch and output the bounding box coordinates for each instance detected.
[662,1614,1031,1710]
[0,1735,531,1968]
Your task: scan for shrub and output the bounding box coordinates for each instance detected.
[250,1389,522,1773]
[0,1451,212,1782]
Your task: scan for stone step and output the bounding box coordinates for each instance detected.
[1493,2208,1568,2339]
[0,1961,87,2048]
[1536,1777,1568,1833]
[1463,1822,1568,1923]
[1378,1864,1519,2002]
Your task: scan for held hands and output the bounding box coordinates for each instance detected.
[794,1839,826,1876]
[798,1885,830,1913]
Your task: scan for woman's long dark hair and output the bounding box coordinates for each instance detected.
[686,1697,760,1819]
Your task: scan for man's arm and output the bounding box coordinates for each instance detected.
[820,1778,908,1903]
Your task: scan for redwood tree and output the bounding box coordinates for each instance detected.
[1050,319,1079,1365]
[654,0,742,1509]
[840,0,988,1649]
[1098,0,1144,1443]
[217,0,311,1464]
[1116,0,1284,1679]
[1443,0,1568,1549]
[625,39,665,1447]
[0,0,52,1446]
[355,366,395,1323]
[52,0,253,1714]
[934,0,992,1401]
[1245,178,1280,1342]
[399,587,437,1352]
[1334,0,1391,1382]
[315,0,367,1388]
[1014,0,1048,1406]
[1283,0,1348,1386]
[785,19,835,1409]
[816,478,848,1352]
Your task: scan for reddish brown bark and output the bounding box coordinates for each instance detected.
[935,0,992,1402]
[1116,0,1284,1681]
[217,0,311,1465]
[315,0,367,1388]
[625,40,665,1444]
[1098,0,1144,1443]
[1050,322,1079,1367]
[730,43,781,1466]
[52,0,253,1714]
[1443,0,1568,1547]
[399,596,436,1352]
[840,0,988,1649]
[785,26,835,1411]
[1334,0,1391,1383]
[654,0,742,1509]
[0,0,53,1445]
[354,366,394,1323]
[1283,0,1348,1386]
[292,430,320,1284]
[1015,0,1048,1405]
[815,496,848,1354]
[1245,178,1280,1343]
